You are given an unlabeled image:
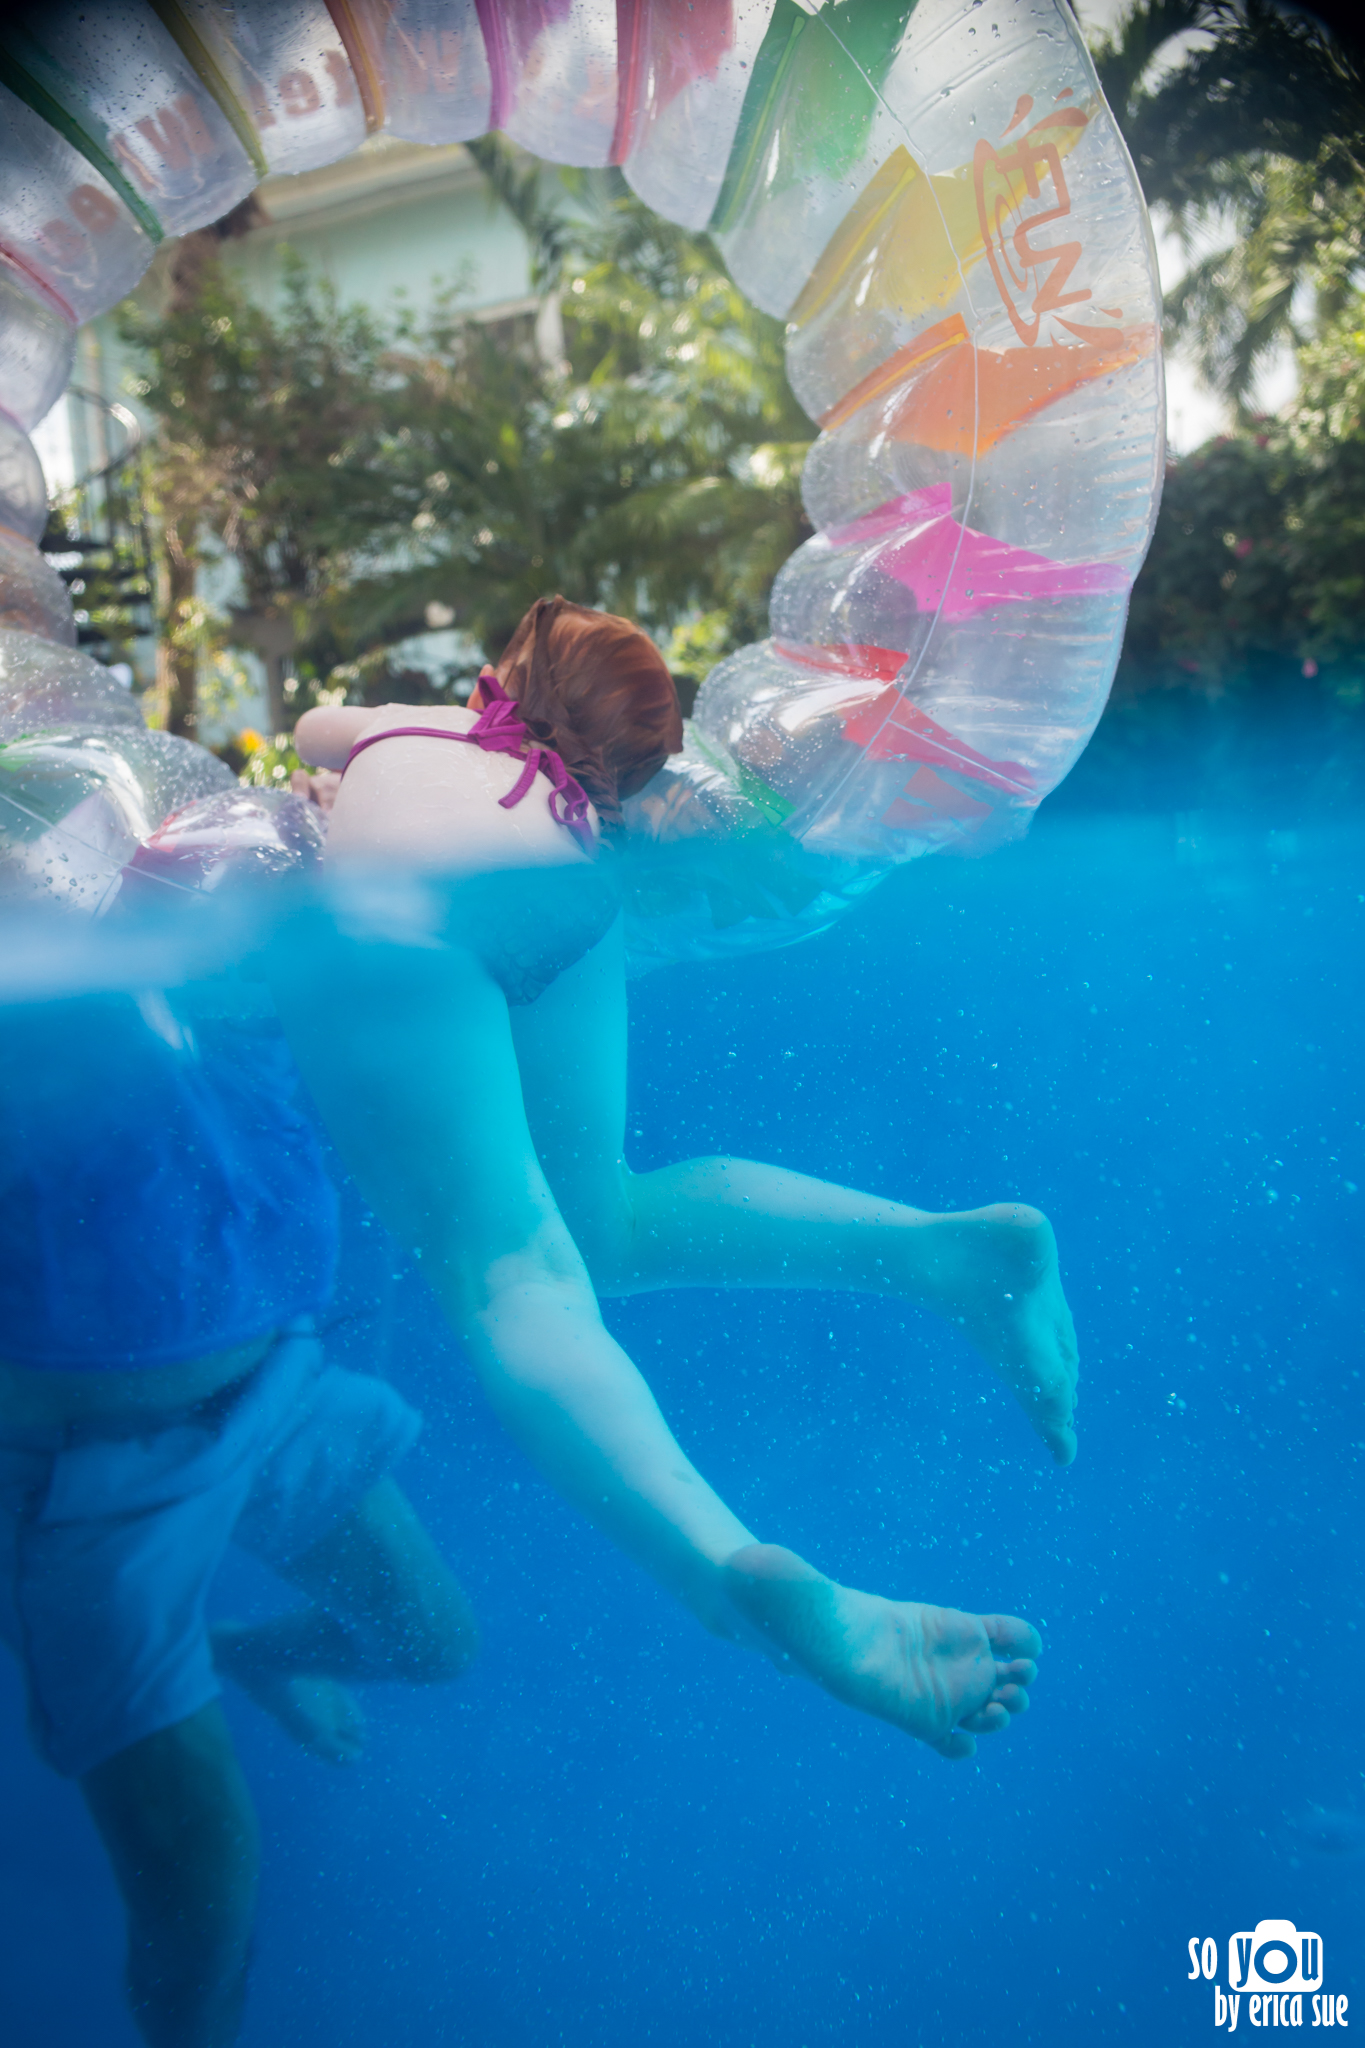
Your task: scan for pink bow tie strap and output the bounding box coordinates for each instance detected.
[342,666,596,851]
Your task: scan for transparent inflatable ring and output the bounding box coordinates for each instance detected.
[0,0,1163,923]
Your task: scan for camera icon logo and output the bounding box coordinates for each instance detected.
[1228,1921,1324,1994]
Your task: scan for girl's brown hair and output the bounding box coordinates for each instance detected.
[495,596,682,824]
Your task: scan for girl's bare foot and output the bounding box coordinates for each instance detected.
[723,1544,1040,1759]
[913,1204,1079,1465]
[213,1626,366,1766]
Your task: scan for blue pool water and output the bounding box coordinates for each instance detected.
[2,805,1361,2046]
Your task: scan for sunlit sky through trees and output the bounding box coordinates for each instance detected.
[1078,0,1301,448]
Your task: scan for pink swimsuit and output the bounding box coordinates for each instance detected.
[342,668,595,853]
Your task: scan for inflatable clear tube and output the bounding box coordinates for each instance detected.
[709,0,920,321]
[359,0,491,146]
[688,0,1163,905]
[122,783,327,901]
[0,0,1164,959]
[0,628,237,913]
[177,1,371,177]
[616,0,775,232]
[0,412,50,544]
[0,254,76,431]
[0,530,77,646]
[0,723,231,914]
[0,629,147,738]
[0,2,258,238]
[0,81,157,323]
[476,0,621,169]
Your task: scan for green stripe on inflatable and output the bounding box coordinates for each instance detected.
[690,729,795,829]
[0,31,165,244]
[143,0,269,181]
[733,762,795,828]
[709,0,922,237]
[781,0,921,185]
[822,0,923,81]
[708,0,810,237]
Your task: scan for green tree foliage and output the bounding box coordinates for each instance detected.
[1079,0,1365,786]
[122,248,393,729]
[1116,309,1365,692]
[326,222,811,682]
[1092,0,1364,401]
[125,160,811,734]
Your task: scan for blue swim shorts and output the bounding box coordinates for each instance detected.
[0,1321,421,1778]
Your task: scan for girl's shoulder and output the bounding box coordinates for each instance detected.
[360,703,480,738]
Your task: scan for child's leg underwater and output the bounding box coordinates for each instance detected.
[273,940,760,1632]
[277,939,1045,1756]
[610,1164,1077,1466]
[213,1478,479,1765]
[511,930,1078,1465]
[81,1704,258,2048]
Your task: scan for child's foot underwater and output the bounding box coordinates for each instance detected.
[212,1626,367,1766]
[914,1203,1079,1465]
[723,1545,1040,1759]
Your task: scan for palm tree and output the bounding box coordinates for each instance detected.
[1089,0,1365,406]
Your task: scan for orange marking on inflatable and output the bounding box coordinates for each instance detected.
[974,112,1092,346]
[325,0,386,133]
[819,313,969,432]
[822,322,1154,455]
[1003,94,1033,136]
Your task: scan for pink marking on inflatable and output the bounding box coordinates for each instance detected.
[772,638,908,685]
[611,0,734,162]
[474,0,577,130]
[827,484,1129,622]
[472,0,512,128]
[883,765,994,828]
[0,244,77,328]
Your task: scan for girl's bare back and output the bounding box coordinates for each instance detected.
[295,702,599,875]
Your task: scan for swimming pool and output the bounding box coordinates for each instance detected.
[3,797,1358,2046]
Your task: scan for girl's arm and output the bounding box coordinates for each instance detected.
[293,705,385,770]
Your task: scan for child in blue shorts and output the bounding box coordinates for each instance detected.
[0,986,475,2048]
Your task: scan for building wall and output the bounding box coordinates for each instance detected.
[226,137,533,322]
[45,137,532,467]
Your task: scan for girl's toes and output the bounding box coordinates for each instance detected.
[990,1683,1030,1715]
[958,1702,1010,1735]
[983,1615,1042,1660]
[935,1728,978,1760]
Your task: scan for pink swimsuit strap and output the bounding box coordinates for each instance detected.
[341,668,595,852]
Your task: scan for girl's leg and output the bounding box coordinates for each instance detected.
[509,928,1079,1464]
[276,933,1043,1758]
[273,941,755,1634]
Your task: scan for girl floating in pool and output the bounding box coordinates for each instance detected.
[280,596,1077,1761]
